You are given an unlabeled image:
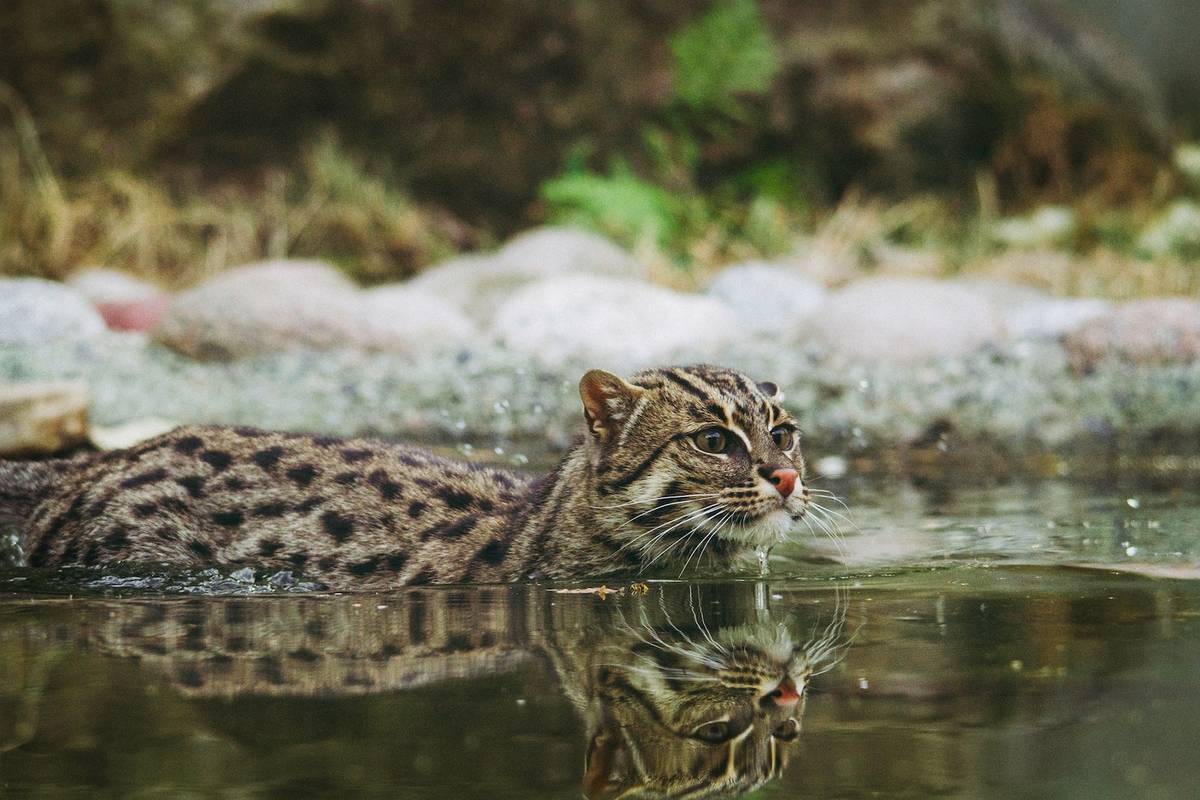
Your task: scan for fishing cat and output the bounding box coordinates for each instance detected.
[1,584,847,798]
[0,365,811,588]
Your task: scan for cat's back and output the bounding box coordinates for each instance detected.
[21,425,533,581]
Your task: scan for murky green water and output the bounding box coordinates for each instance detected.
[2,473,1199,798]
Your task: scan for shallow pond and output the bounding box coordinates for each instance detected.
[2,470,1199,799]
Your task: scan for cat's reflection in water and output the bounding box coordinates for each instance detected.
[571,590,847,799]
[3,583,849,799]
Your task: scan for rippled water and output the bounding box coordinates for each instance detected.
[2,471,1199,799]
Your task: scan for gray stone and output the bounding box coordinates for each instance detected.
[0,278,105,345]
[409,226,645,323]
[954,278,1048,310]
[786,238,859,286]
[67,268,162,304]
[707,262,826,336]
[807,277,1006,363]
[490,275,737,371]
[956,279,1111,340]
[154,259,473,360]
[1064,298,1200,369]
[1003,297,1111,340]
[360,284,478,349]
[153,260,365,359]
[0,381,89,457]
[499,226,643,279]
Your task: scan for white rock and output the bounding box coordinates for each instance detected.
[785,238,858,285]
[67,268,162,304]
[409,227,644,323]
[707,261,826,335]
[361,284,478,348]
[498,226,643,279]
[154,259,469,360]
[195,259,358,293]
[954,279,1110,340]
[953,278,1047,309]
[807,277,1005,363]
[491,276,737,371]
[154,260,366,359]
[1003,297,1111,340]
[405,254,511,321]
[1064,298,1200,369]
[0,278,105,345]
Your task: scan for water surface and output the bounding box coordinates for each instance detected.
[2,472,1198,799]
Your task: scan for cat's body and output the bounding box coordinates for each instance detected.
[0,365,810,588]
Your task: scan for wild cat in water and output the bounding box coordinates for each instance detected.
[0,365,839,588]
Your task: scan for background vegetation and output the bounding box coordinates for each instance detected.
[2,0,1199,294]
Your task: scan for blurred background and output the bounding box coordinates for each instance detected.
[4,10,1200,797]
[1,0,1199,462]
[3,0,1200,289]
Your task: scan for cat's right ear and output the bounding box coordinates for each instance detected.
[579,370,643,443]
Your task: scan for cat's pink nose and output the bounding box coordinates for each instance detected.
[762,467,797,499]
[767,677,800,707]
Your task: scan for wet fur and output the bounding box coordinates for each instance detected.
[1,365,812,588]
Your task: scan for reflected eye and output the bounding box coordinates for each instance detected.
[692,721,734,743]
[692,428,729,454]
[770,426,794,450]
[772,718,800,741]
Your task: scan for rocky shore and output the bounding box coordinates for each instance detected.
[2,227,1199,459]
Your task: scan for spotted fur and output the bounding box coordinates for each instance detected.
[1,365,811,588]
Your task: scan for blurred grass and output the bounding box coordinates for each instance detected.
[0,100,470,287]
[2,52,1198,300]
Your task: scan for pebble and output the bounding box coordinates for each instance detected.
[806,277,1005,363]
[0,278,105,345]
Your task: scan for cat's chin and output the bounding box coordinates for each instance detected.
[715,508,795,548]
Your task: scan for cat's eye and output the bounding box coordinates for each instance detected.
[692,427,729,454]
[691,721,735,743]
[772,718,800,742]
[770,425,795,450]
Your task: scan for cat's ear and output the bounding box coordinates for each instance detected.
[756,380,780,399]
[583,729,635,800]
[580,370,644,442]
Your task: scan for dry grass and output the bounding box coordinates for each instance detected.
[2,77,1196,299]
[960,248,1200,299]
[0,105,470,288]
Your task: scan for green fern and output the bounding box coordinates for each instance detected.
[540,162,685,247]
[670,0,781,114]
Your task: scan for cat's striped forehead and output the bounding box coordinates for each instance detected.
[628,365,788,432]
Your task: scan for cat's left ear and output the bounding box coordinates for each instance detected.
[580,369,644,442]
[756,380,781,399]
[583,729,635,799]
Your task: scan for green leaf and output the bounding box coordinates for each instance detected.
[540,164,684,247]
[670,0,781,114]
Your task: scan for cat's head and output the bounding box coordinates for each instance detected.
[583,618,828,799]
[580,365,808,568]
